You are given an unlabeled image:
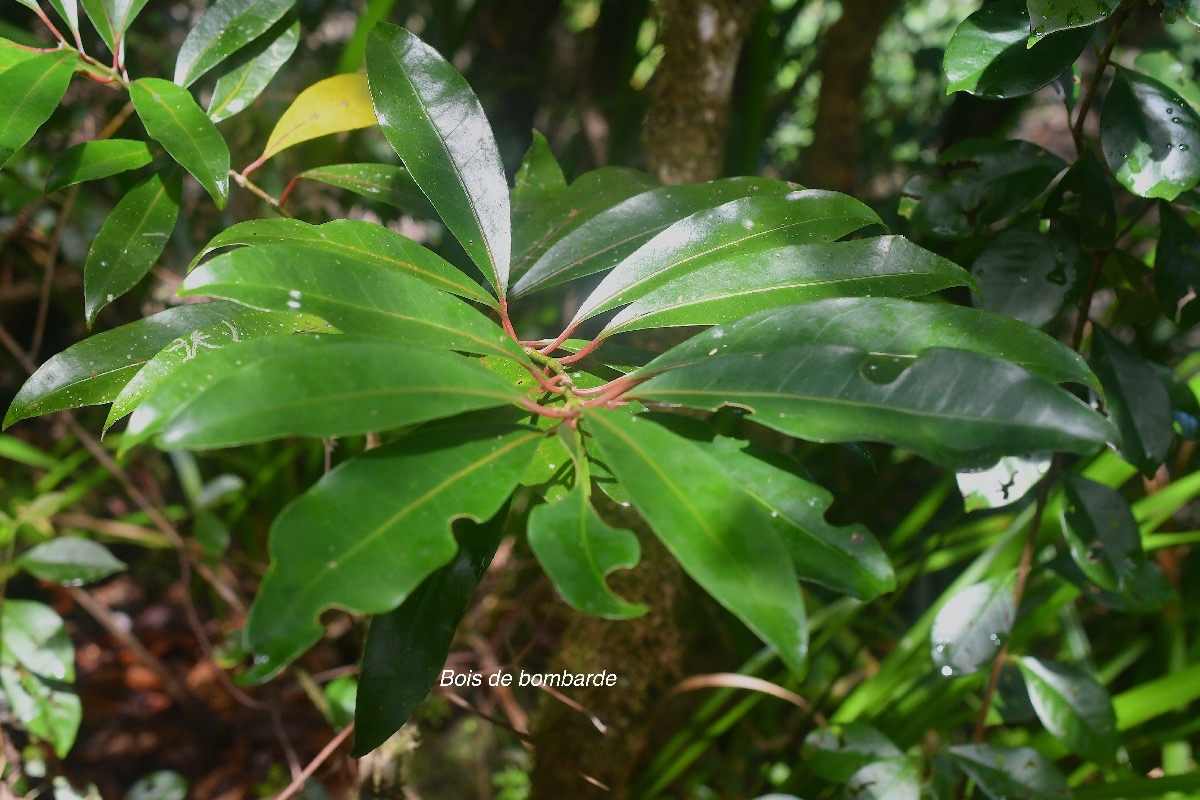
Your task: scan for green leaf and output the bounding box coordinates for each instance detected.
[1101,67,1200,201]
[527,484,647,619]
[1133,49,1200,112]
[143,336,526,449]
[243,422,541,681]
[958,455,1050,511]
[634,346,1114,471]
[0,49,76,169]
[845,758,921,800]
[355,503,508,755]
[45,0,80,45]
[573,190,882,325]
[511,130,566,229]
[255,73,378,164]
[945,0,1090,99]
[901,139,1066,239]
[3,301,249,429]
[513,176,799,297]
[105,308,320,431]
[510,166,657,284]
[0,599,74,681]
[931,574,1016,677]
[206,19,299,123]
[803,722,902,782]
[947,744,1070,800]
[190,217,496,309]
[45,139,153,193]
[296,162,435,217]
[80,0,150,55]
[638,297,1101,393]
[173,0,295,87]
[1050,551,1175,613]
[0,434,58,468]
[1112,661,1200,731]
[1090,327,1172,474]
[1154,202,1200,327]
[130,78,230,207]
[0,666,80,758]
[602,235,973,335]
[124,771,188,800]
[971,224,1080,329]
[1043,148,1116,252]
[83,169,182,325]
[1017,657,1118,763]
[1028,0,1113,40]
[583,410,808,675]
[16,537,126,584]
[367,23,511,296]
[0,37,43,74]
[180,243,522,360]
[1061,476,1147,592]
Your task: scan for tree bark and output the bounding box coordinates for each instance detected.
[644,0,764,184]
[801,0,899,192]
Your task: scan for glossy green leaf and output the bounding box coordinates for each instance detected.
[297,162,434,217]
[1090,327,1172,474]
[958,456,1050,511]
[1101,67,1200,201]
[945,0,1090,99]
[207,19,299,123]
[638,298,1101,393]
[845,758,921,800]
[0,666,80,758]
[0,37,42,74]
[83,169,182,325]
[190,217,495,309]
[1044,148,1116,252]
[16,537,126,584]
[355,504,508,755]
[3,301,249,429]
[1051,550,1175,613]
[243,422,541,681]
[971,224,1080,329]
[1155,202,1200,327]
[635,346,1113,471]
[1133,49,1200,113]
[947,744,1070,800]
[80,0,149,55]
[901,139,1066,239]
[173,0,295,87]
[511,130,566,229]
[0,49,76,169]
[513,176,800,297]
[105,308,319,431]
[0,599,74,681]
[528,484,647,619]
[930,574,1016,677]
[45,139,153,193]
[1017,657,1118,763]
[603,235,973,335]
[574,190,882,325]
[144,336,526,449]
[1061,476,1146,592]
[45,0,79,44]
[803,722,903,782]
[181,243,522,360]
[367,23,511,296]
[1028,0,1113,40]
[130,78,230,207]
[583,410,808,675]
[510,166,657,283]
[256,72,377,163]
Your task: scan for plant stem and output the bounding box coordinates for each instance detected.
[1071,0,1134,155]
[230,170,294,218]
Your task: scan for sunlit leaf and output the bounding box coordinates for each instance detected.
[173,0,295,87]
[0,667,80,758]
[82,169,181,326]
[130,79,230,207]
[207,19,299,123]
[0,49,76,169]
[80,0,150,55]
[584,410,808,675]
[243,422,541,681]
[1018,657,1118,763]
[846,758,921,800]
[45,139,153,193]
[16,537,126,584]
[958,456,1050,511]
[1101,67,1200,201]
[367,23,510,295]
[1027,0,1113,40]
[255,72,377,164]
[931,574,1016,677]
[0,599,74,681]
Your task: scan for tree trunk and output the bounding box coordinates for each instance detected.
[644,0,764,184]
[801,0,899,192]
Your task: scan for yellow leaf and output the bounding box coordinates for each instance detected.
[256,73,377,165]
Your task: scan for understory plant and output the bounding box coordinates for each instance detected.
[2,0,1200,797]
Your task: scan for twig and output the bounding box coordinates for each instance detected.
[230,170,294,218]
[274,721,355,800]
[1071,0,1135,155]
